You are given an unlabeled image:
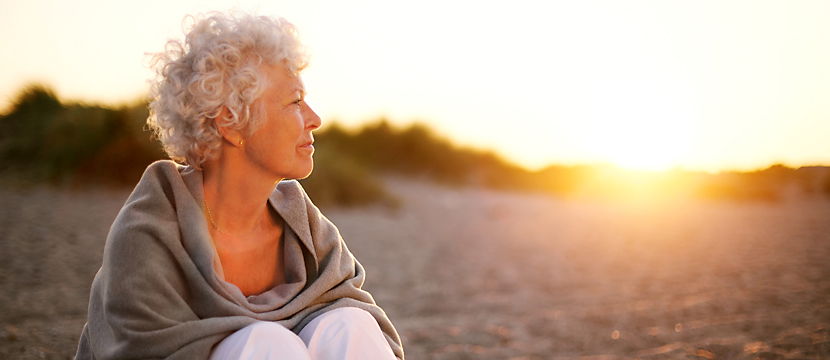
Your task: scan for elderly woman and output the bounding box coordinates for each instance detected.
[74,12,403,360]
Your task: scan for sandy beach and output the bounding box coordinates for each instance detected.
[1,179,829,359]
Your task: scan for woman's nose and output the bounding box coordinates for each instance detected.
[305,104,322,130]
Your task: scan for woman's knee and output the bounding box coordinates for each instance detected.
[244,321,299,339]
[323,307,379,329]
[299,307,395,359]
[302,307,378,338]
[210,322,310,360]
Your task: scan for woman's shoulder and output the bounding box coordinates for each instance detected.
[127,160,198,203]
[140,160,189,183]
[108,160,193,241]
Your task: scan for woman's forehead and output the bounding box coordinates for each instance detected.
[262,64,305,95]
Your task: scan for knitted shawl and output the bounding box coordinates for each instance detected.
[75,161,403,359]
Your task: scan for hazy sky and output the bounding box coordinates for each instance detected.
[2,0,830,172]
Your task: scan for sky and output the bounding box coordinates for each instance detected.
[2,0,830,172]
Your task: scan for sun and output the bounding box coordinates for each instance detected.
[595,117,692,171]
[577,78,695,171]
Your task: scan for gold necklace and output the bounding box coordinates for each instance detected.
[203,198,263,237]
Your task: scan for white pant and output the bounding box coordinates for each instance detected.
[209,307,396,360]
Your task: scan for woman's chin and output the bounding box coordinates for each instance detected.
[291,163,314,181]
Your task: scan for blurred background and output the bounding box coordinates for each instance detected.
[2,1,830,359]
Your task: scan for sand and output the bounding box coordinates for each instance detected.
[1,179,829,359]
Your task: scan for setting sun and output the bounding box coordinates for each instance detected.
[576,77,695,171]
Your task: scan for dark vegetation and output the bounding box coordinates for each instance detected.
[0,86,165,186]
[3,84,830,206]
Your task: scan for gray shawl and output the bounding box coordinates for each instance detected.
[75,161,403,359]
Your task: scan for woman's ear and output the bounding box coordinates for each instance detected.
[216,107,245,147]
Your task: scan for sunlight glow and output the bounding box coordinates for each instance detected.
[577,77,695,171]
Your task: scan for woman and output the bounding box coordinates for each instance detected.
[74,11,404,360]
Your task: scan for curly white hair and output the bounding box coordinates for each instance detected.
[146,11,309,167]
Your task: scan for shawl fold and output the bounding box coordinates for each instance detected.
[75,160,404,360]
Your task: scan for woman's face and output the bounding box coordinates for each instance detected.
[244,64,321,181]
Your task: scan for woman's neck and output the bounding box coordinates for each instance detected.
[201,149,282,237]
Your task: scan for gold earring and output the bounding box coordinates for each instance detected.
[239,140,244,146]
